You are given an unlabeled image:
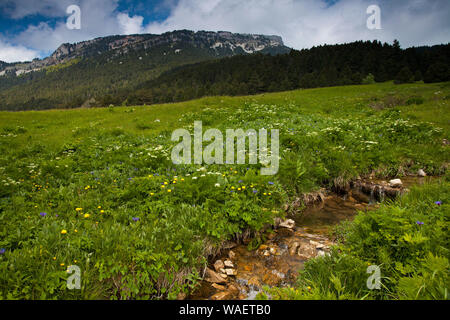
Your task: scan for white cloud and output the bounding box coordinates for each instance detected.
[145,0,450,48]
[5,0,124,57]
[117,13,145,35]
[1,0,449,63]
[1,0,74,19]
[0,39,40,62]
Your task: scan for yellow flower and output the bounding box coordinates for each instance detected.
[100,210,104,213]
[148,174,153,178]
[237,188,241,191]
[61,229,67,234]
[268,193,272,195]
[53,256,56,260]
[161,185,165,188]
[181,178,185,181]
[60,263,65,266]
[84,213,90,218]
[167,189,172,193]
[74,229,78,233]
[98,206,101,209]
[231,186,235,190]
[74,260,77,263]
[242,186,246,189]
[263,193,267,196]
[75,208,82,212]
[164,181,168,185]
[150,192,154,196]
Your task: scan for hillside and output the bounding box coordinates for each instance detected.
[123,41,450,106]
[0,82,448,299]
[1,37,449,111]
[0,30,290,111]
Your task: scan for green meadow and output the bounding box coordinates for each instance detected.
[0,81,448,299]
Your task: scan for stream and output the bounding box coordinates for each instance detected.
[188,176,435,300]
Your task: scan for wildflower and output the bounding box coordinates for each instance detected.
[268,181,274,185]
[435,201,442,206]
[253,189,258,194]
[242,186,246,189]
[167,189,172,193]
[39,212,47,217]
[263,192,267,195]
[60,263,65,267]
[238,180,243,183]
[55,214,59,217]
[84,214,90,218]
[416,221,424,225]
[75,208,83,212]
[0,248,5,254]
[53,256,56,260]
[231,186,235,190]
[132,217,140,222]
[74,260,77,263]
[98,206,101,209]
[215,183,220,187]
[307,286,311,290]
[100,210,104,214]
[150,192,154,196]
[74,229,78,233]
[61,229,67,234]
[238,188,241,191]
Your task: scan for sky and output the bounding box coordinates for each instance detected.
[0,0,449,63]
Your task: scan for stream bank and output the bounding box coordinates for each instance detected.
[188,176,436,300]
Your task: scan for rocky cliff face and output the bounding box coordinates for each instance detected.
[1,30,288,76]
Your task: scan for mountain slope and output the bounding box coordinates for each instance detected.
[114,41,450,106]
[0,30,290,111]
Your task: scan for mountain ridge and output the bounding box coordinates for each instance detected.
[0,30,289,76]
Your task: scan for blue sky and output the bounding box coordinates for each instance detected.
[0,0,449,63]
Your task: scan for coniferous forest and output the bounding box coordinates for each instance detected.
[0,39,449,111]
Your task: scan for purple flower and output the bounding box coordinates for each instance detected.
[435,201,442,206]
[268,181,274,185]
[128,177,133,181]
[416,221,424,225]
[0,248,5,254]
[55,214,59,217]
[253,189,258,194]
[238,180,243,183]
[39,212,47,217]
[132,217,140,222]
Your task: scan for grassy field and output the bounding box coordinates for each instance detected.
[0,81,448,299]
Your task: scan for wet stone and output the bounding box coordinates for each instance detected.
[214,260,224,272]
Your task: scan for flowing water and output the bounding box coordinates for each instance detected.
[188,176,436,300]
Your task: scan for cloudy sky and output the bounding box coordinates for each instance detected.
[0,0,449,62]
